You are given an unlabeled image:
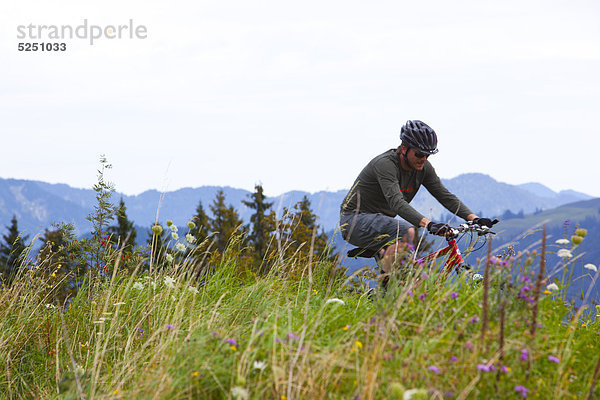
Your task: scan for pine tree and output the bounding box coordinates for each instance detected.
[278,196,332,263]
[0,215,29,285]
[208,190,244,253]
[108,197,137,251]
[242,184,276,265]
[190,200,210,244]
[37,226,75,302]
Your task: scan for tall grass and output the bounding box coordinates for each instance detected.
[0,225,599,400]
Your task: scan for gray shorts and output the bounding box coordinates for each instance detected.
[340,213,412,251]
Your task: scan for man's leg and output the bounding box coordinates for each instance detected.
[379,227,415,273]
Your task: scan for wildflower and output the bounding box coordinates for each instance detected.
[164,276,176,288]
[571,235,583,244]
[325,298,345,306]
[165,253,174,263]
[403,388,428,400]
[514,385,529,398]
[231,386,249,400]
[472,273,483,281]
[166,220,173,227]
[230,346,237,351]
[313,289,318,295]
[166,324,175,330]
[501,366,510,373]
[281,396,287,400]
[187,221,196,229]
[555,239,569,245]
[176,243,186,252]
[253,361,267,371]
[287,333,299,341]
[470,316,479,323]
[406,289,413,297]
[353,341,363,351]
[451,292,458,299]
[226,338,238,346]
[419,293,426,300]
[170,224,178,232]
[546,283,559,292]
[557,249,573,259]
[477,364,492,372]
[575,228,587,237]
[343,325,350,331]
[151,224,163,235]
[584,264,598,273]
[389,382,405,398]
[187,286,199,294]
[548,355,560,363]
[428,365,440,373]
[113,389,119,394]
[186,233,196,244]
[192,371,199,377]
[171,232,179,240]
[520,349,528,361]
[543,290,552,295]
[450,356,458,362]
[45,304,56,309]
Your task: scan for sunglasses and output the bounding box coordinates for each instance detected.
[413,150,430,159]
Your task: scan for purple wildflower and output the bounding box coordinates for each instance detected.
[500,366,509,373]
[548,355,560,363]
[287,333,300,341]
[477,364,491,372]
[520,349,528,361]
[466,342,473,351]
[370,317,377,325]
[521,286,530,292]
[450,356,458,362]
[166,324,175,330]
[514,385,529,398]
[415,259,424,266]
[226,338,238,346]
[421,272,429,279]
[407,290,413,297]
[428,365,440,373]
[522,276,531,283]
[275,338,282,343]
[470,316,479,323]
[419,293,426,300]
[451,292,458,299]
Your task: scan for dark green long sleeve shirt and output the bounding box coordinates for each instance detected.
[340,149,473,226]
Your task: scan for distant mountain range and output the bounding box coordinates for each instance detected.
[0,174,593,238]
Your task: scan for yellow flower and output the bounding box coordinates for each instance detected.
[281,396,287,400]
[353,340,363,351]
[313,289,318,295]
[113,389,119,394]
[52,272,56,278]
[543,290,552,295]
[343,326,349,331]
[230,346,237,351]
[192,371,199,377]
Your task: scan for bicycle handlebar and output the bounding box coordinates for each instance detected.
[446,219,499,239]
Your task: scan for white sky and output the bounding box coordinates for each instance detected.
[1,0,599,197]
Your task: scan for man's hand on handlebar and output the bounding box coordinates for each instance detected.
[427,221,450,236]
[472,217,498,228]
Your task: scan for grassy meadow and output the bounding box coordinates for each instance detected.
[1,220,599,400]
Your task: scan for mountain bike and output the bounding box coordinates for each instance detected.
[346,219,498,286]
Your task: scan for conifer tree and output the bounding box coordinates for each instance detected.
[0,215,29,285]
[242,184,276,265]
[190,200,210,244]
[279,196,332,262]
[208,190,244,253]
[108,197,137,251]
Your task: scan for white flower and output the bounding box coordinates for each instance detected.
[584,264,598,272]
[186,233,196,244]
[557,249,573,259]
[555,239,570,245]
[253,361,267,371]
[171,232,179,240]
[176,243,186,252]
[404,388,428,400]
[133,282,144,290]
[164,276,176,288]
[170,224,178,232]
[45,304,56,309]
[165,254,174,263]
[546,283,559,292]
[230,386,249,400]
[151,281,157,289]
[187,286,199,294]
[325,298,345,306]
[472,273,483,281]
[113,302,126,306]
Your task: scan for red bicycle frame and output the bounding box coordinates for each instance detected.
[416,238,464,277]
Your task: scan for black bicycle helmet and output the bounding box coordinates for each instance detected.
[399,120,439,155]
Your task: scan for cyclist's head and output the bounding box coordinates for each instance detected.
[399,120,439,155]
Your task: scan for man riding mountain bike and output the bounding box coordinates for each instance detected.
[340,120,496,275]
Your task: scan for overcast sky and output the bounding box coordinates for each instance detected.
[1,0,599,198]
